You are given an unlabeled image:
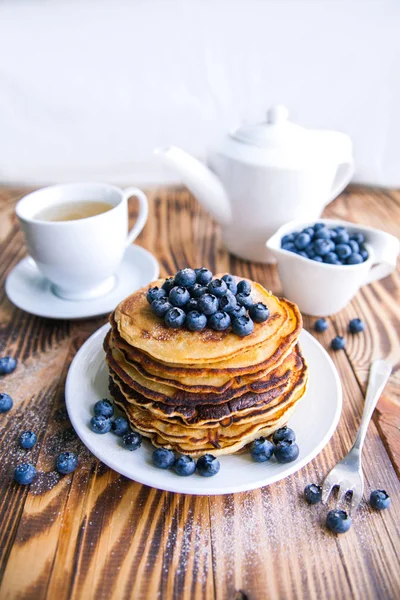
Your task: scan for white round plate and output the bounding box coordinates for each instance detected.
[5,245,159,320]
[65,324,342,495]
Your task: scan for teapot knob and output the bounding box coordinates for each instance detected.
[266,105,289,124]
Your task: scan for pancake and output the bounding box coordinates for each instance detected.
[114,278,301,365]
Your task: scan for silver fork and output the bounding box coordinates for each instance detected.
[322,358,392,513]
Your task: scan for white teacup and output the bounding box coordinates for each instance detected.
[266,218,400,316]
[16,182,149,301]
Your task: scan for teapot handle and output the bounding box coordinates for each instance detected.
[328,160,354,203]
[311,130,354,206]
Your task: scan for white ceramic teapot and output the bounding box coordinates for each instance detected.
[156,105,354,263]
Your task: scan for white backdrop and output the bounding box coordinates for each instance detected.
[0,0,399,186]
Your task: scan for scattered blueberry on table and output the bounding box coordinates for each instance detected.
[326,509,352,534]
[173,455,197,476]
[370,489,391,511]
[93,399,114,419]
[0,392,13,413]
[304,483,322,504]
[314,318,328,333]
[56,451,78,475]
[281,224,369,265]
[152,448,176,469]
[150,268,269,336]
[331,336,346,351]
[250,437,274,462]
[111,416,130,437]
[274,440,300,463]
[19,431,37,449]
[90,415,112,434]
[122,431,142,451]
[0,356,17,375]
[14,463,37,485]
[197,454,220,477]
[348,318,365,334]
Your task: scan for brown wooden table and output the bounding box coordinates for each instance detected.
[0,186,399,600]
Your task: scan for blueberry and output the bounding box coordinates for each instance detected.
[294,232,311,249]
[370,489,391,510]
[173,455,196,476]
[190,283,208,298]
[161,277,175,294]
[305,246,316,258]
[331,336,346,351]
[250,437,274,462]
[94,399,114,418]
[237,280,251,295]
[197,293,219,316]
[335,231,350,244]
[249,302,270,323]
[304,483,322,504]
[346,253,363,265]
[360,246,369,261]
[0,356,17,375]
[282,242,296,252]
[174,268,196,288]
[230,305,247,319]
[0,392,13,413]
[329,229,338,240]
[146,286,166,305]
[14,463,37,485]
[19,431,37,449]
[296,250,308,258]
[231,315,254,337]
[348,318,365,334]
[90,415,112,434]
[197,454,220,477]
[122,431,142,451]
[348,240,360,254]
[221,274,238,295]
[195,267,213,285]
[111,416,130,437]
[236,293,253,309]
[56,451,78,475]
[151,297,172,318]
[164,307,186,328]
[312,255,323,262]
[169,286,190,307]
[208,278,228,298]
[326,509,352,534]
[219,290,238,313]
[314,318,328,332]
[302,227,315,238]
[324,252,341,264]
[209,311,231,331]
[272,426,296,444]
[152,448,175,469]
[314,227,331,240]
[274,440,299,463]
[183,298,199,313]
[186,311,207,331]
[281,233,295,245]
[314,239,335,256]
[350,232,365,245]
[335,244,352,259]
[314,223,326,231]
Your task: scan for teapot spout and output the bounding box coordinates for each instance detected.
[154,146,232,226]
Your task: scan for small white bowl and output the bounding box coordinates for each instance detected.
[266,218,399,316]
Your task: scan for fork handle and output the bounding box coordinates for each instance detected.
[352,359,392,453]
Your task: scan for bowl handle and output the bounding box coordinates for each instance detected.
[364,230,400,284]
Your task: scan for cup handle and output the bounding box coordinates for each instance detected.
[364,231,400,285]
[123,187,149,248]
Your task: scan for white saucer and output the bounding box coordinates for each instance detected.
[5,245,159,320]
[65,324,342,495]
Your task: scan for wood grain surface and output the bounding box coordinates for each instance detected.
[0,185,399,600]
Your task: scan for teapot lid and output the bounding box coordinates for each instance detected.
[230,105,305,149]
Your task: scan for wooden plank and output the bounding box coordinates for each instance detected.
[0,186,399,600]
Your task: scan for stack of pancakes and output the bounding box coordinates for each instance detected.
[104,277,308,456]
